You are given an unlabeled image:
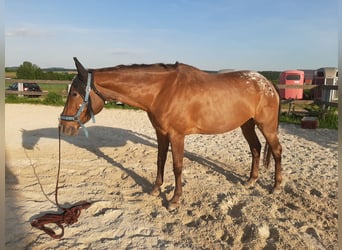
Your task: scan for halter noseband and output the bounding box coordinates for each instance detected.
[60,72,97,138]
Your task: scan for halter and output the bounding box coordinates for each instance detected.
[60,72,97,138]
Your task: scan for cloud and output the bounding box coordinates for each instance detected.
[6,28,53,38]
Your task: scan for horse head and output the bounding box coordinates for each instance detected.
[59,58,105,136]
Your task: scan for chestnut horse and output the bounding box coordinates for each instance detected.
[60,57,282,210]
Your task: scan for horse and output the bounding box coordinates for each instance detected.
[60,57,282,210]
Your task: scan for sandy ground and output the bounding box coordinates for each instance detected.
[5,104,338,249]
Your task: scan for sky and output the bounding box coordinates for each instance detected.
[5,0,338,71]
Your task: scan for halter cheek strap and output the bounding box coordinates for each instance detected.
[60,73,95,138]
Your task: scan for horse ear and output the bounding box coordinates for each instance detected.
[73,57,88,81]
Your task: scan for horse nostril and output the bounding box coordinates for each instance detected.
[69,127,76,135]
[70,127,79,136]
[59,125,78,136]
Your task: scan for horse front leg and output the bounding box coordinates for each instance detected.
[151,131,169,196]
[168,133,185,211]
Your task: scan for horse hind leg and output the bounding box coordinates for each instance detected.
[240,119,261,187]
[263,143,272,169]
[259,126,282,193]
[168,133,185,211]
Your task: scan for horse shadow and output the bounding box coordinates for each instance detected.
[22,126,158,194]
[21,126,245,200]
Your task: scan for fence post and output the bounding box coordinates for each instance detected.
[320,86,332,119]
[18,82,23,97]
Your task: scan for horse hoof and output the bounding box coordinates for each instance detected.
[167,202,180,212]
[272,187,282,194]
[244,179,256,188]
[150,188,160,197]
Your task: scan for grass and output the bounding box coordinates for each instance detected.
[280,107,338,129]
[5,71,16,79]
[39,83,68,95]
[279,113,301,125]
[5,95,43,105]
[318,108,338,129]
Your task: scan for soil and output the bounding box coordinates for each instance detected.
[5,104,338,249]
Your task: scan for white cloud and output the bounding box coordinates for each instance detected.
[6,27,54,38]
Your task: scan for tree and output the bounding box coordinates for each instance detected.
[259,71,281,84]
[15,61,76,80]
[16,61,43,79]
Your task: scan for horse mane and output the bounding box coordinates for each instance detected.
[90,62,202,73]
[91,62,176,72]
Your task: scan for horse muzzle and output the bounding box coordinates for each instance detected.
[59,124,79,136]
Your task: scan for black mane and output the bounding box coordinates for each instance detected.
[91,62,180,73]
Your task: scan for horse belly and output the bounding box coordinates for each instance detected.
[182,99,254,135]
[196,109,250,134]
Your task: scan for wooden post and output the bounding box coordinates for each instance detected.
[18,82,23,97]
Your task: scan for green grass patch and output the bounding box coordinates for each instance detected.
[5,93,66,106]
[280,108,338,129]
[279,113,301,125]
[39,83,68,95]
[5,95,43,105]
[318,108,338,129]
[42,92,65,106]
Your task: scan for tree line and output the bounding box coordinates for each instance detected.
[6,61,75,80]
[259,71,280,84]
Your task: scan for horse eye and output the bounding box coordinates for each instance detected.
[71,92,78,97]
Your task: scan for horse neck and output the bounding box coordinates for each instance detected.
[94,70,177,111]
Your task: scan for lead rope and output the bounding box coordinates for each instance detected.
[30,127,91,239]
[55,126,64,209]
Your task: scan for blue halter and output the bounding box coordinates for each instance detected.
[60,73,95,138]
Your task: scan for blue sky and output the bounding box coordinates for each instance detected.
[5,0,338,71]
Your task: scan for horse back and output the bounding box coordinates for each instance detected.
[150,68,278,135]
